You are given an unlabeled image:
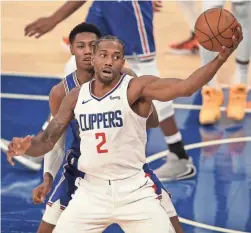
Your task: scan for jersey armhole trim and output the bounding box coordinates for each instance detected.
[124,77,150,120]
[63,78,69,94]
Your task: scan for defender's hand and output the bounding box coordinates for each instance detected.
[32,173,53,204]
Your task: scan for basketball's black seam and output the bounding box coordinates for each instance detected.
[195,27,213,51]
[217,18,236,39]
[198,21,235,43]
[217,8,223,38]
[204,12,223,50]
[217,8,236,40]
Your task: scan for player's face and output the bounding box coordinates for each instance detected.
[92,40,125,84]
[70,32,98,71]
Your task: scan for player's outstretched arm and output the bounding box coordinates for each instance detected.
[7,87,80,163]
[42,83,68,179]
[138,26,243,102]
[24,1,86,38]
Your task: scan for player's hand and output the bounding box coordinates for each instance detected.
[218,24,243,62]
[32,173,53,204]
[152,1,163,12]
[7,135,32,166]
[24,17,58,38]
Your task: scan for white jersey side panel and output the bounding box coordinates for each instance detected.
[74,74,148,180]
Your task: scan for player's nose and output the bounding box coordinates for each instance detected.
[104,57,113,66]
[84,48,92,55]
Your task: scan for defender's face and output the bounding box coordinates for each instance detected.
[70,32,98,71]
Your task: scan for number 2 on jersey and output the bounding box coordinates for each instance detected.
[95,132,108,153]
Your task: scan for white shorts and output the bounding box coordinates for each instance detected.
[42,189,176,226]
[53,170,175,233]
[42,171,176,227]
[42,200,64,225]
[41,175,71,225]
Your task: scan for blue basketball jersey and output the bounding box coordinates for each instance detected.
[63,71,81,151]
[85,0,155,61]
[62,72,84,178]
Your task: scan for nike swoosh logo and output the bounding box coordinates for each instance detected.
[82,99,92,104]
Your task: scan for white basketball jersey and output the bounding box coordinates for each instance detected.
[74,74,148,180]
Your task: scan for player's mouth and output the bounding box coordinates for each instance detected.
[101,68,113,78]
[83,57,91,62]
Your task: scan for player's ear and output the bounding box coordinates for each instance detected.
[70,44,74,56]
[122,58,125,68]
[91,55,94,66]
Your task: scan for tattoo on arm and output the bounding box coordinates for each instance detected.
[26,87,79,157]
[43,117,67,146]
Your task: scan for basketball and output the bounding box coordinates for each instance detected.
[194,8,239,52]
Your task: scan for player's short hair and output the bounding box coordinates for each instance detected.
[93,35,125,56]
[69,23,102,44]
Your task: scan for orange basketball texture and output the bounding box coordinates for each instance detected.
[194,8,239,52]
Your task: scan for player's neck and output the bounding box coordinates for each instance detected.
[76,69,93,85]
[92,74,121,97]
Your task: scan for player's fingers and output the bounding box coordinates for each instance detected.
[221,46,227,54]
[154,8,161,12]
[25,27,35,36]
[15,136,30,150]
[35,33,43,39]
[237,26,243,41]
[220,46,230,57]
[41,189,50,202]
[40,195,45,203]
[153,4,162,11]
[12,138,21,148]
[33,199,42,204]
[27,30,39,38]
[39,189,46,203]
[237,23,242,33]
[153,1,162,11]
[32,188,43,204]
[232,35,239,50]
[24,135,32,142]
[8,141,14,151]
[33,194,42,204]
[234,25,243,41]
[156,1,163,7]
[7,152,15,166]
[7,147,15,155]
[235,27,241,37]
[26,24,41,37]
[24,23,36,34]
[7,143,17,155]
[154,2,162,7]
